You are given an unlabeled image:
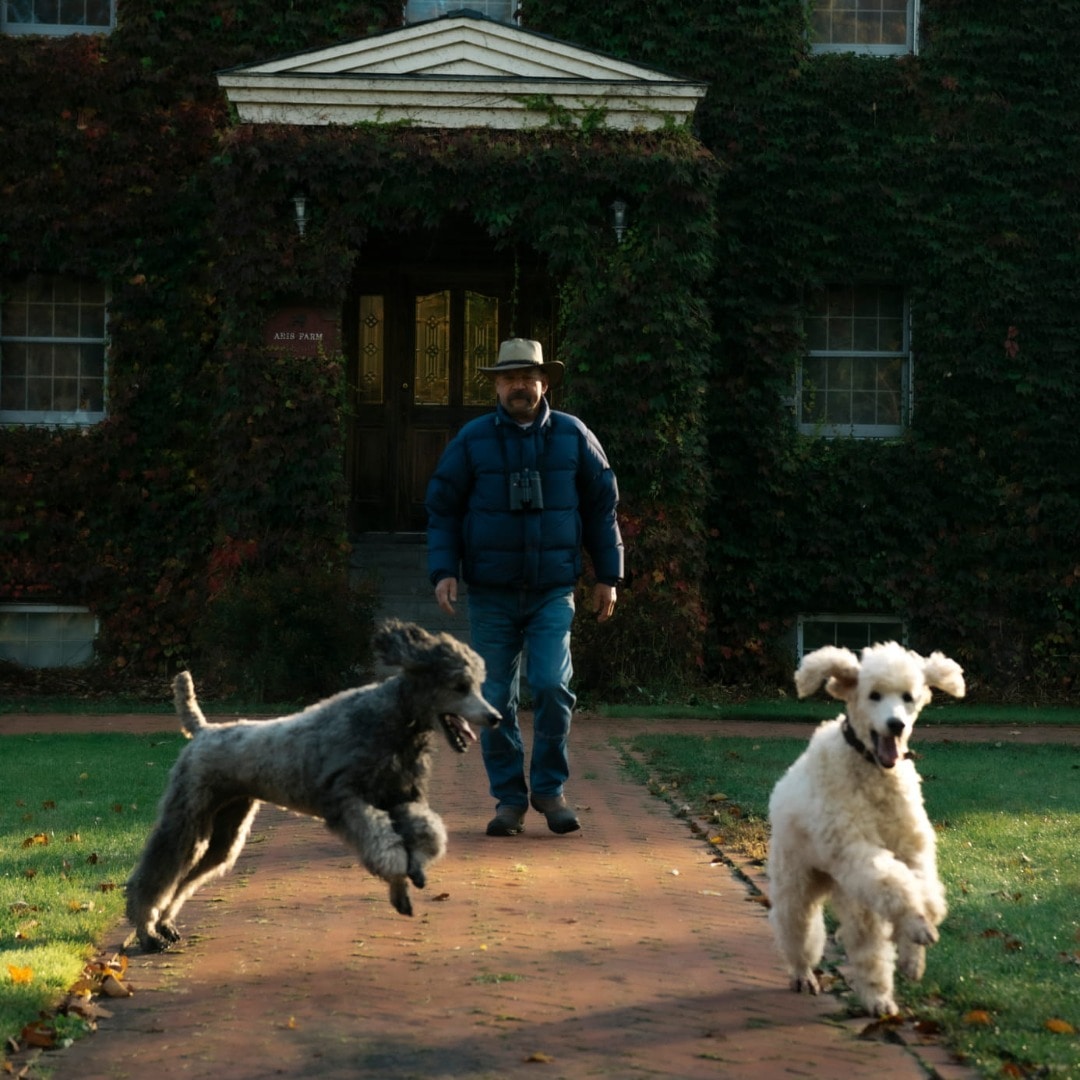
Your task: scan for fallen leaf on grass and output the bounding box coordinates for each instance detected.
[21,834,48,849]
[1044,1017,1075,1035]
[963,1010,992,1026]
[7,966,33,984]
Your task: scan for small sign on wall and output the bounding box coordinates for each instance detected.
[263,307,341,357]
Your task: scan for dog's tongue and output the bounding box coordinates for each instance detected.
[876,735,900,768]
[445,715,478,742]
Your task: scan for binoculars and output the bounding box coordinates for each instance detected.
[508,469,544,511]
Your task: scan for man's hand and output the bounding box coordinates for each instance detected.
[435,577,458,616]
[593,583,617,623]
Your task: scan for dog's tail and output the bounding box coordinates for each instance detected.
[173,671,210,739]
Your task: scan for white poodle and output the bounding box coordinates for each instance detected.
[767,641,965,1016]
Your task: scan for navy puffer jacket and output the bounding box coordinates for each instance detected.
[426,398,624,590]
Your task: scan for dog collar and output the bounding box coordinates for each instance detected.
[842,717,914,767]
[842,718,879,765]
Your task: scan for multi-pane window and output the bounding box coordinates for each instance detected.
[404,0,516,24]
[798,614,906,658]
[798,283,910,438]
[0,275,108,425]
[2,0,115,35]
[0,605,97,668]
[807,0,918,56]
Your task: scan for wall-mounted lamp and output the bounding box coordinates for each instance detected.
[610,198,628,243]
[292,194,308,238]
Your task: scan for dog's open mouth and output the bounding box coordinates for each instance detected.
[870,732,901,769]
[440,714,478,754]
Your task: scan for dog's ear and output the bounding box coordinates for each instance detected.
[795,645,860,702]
[374,619,435,668]
[922,652,966,699]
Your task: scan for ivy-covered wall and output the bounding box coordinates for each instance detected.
[531,1,1080,698]
[2,1,1078,700]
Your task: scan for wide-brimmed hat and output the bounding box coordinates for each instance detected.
[478,338,564,387]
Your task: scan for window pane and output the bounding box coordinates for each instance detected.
[28,300,54,336]
[59,0,84,25]
[86,0,111,24]
[357,295,384,405]
[413,291,450,405]
[824,389,851,424]
[463,290,499,406]
[54,300,81,337]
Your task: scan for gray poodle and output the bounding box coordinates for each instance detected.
[126,620,500,952]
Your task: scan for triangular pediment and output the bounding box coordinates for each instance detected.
[218,10,707,131]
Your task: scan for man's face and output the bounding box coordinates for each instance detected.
[495,370,547,421]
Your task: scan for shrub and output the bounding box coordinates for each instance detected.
[191,565,378,703]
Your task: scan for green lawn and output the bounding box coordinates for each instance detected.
[620,732,1080,1079]
[0,733,185,1052]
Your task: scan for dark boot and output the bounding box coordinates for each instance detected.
[486,804,526,836]
[530,793,580,834]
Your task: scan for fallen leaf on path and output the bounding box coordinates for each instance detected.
[524,1051,554,1063]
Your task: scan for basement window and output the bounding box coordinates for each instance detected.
[0,605,98,668]
[797,614,906,658]
[2,0,115,35]
[807,0,919,56]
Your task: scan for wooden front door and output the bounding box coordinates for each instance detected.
[345,232,555,533]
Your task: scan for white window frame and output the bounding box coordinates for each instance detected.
[797,613,907,659]
[0,604,98,668]
[807,0,919,57]
[2,0,115,35]
[796,283,912,439]
[404,1,518,25]
[0,274,109,427]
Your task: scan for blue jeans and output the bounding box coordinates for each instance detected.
[467,585,577,808]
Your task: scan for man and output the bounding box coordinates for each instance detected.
[425,338,623,836]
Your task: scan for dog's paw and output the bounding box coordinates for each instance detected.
[389,877,413,917]
[898,942,927,982]
[865,993,900,1018]
[903,914,939,947]
[407,863,426,890]
[137,929,173,953]
[790,971,821,996]
[155,919,182,943]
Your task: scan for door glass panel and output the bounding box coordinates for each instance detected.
[357,294,384,405]
[414,290,450,405]
[463,290,499,406]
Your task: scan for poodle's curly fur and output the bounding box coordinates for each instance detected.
[126,620,500,952]
[767,641,965,1016]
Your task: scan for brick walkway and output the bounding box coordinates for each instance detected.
[1,713,1010,1080]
